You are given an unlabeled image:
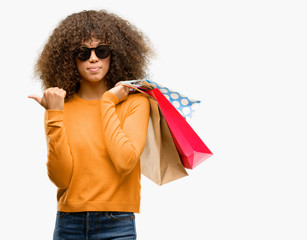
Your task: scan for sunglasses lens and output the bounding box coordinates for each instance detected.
[75,45,111,61]
[76,47,91,61]
[95,45,110,59]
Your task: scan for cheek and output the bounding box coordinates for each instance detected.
[75,59,85,74]
[104,58,111,72]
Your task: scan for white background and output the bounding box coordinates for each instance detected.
[0,0,306,239]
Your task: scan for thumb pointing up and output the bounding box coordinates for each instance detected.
[28,87,66,110]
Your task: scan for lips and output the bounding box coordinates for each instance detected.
[87,67,101,72]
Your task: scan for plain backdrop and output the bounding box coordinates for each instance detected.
[0,0,306,239]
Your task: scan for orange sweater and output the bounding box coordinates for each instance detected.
[44,91,150,213]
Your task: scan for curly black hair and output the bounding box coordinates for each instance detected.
[35,10,154,100]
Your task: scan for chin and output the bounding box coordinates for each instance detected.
[85,76,105,83]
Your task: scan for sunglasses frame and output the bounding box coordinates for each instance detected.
[75,44,111,61]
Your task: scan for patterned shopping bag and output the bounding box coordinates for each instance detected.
[120,79,213,169]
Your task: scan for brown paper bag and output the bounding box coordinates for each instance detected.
[141,98,188,185]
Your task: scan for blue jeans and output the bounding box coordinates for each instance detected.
[53,211,137,240]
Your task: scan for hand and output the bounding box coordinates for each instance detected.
[28,87,66,110]
[109,84,130,102]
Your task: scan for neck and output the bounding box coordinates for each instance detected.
[77,80,109,100]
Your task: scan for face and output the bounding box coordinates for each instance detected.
[75,37,111,84]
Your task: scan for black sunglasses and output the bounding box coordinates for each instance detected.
[75,45,111,61]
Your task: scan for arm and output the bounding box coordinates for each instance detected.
[29,87,73,189]
[100,91,150,175]
[44,110,73,189]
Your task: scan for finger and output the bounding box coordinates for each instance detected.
[49,87,60,93]
[28,94,42,104]
[115,81,123,87]
[118,85,127,92]
[56,88,66,96]
[123,86,130,94]
[44,88,59,96]
[45,87,59,95]
[60,91,67,98]
[57,88,66,93]
[43,89,51,96]
[50,87,59,91]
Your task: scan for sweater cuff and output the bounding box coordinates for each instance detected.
[45,110,64,121]
[101,91,120,105]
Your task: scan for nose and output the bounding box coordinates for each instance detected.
[89,49,98,62]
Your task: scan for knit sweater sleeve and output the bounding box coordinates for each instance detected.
[44,110,73,189]
[100,91,150,175]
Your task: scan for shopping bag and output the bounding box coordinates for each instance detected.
[143,81,201,120]
[147,88,213,169]
[118,80,188,185]
[140,98,188,185]
[119,79,213,169]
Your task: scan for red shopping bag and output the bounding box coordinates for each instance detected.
[146,88,213,169]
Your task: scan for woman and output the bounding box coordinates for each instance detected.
[29,9,153,240]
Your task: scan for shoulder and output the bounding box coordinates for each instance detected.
[121,93,150,111]
[127,92,149,103]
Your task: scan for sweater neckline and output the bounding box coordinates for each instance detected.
[73,94,100,104]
